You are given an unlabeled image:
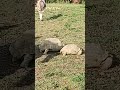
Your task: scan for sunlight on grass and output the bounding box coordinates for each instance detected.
[35,3,85,90]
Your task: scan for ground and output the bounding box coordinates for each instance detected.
[0,3,85,90]
[85,1,120,89]
[35,4,85,90]
[1,1,120,90]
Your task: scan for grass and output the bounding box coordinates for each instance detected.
[35,3,85,90]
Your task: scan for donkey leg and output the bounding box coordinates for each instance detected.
[39,11,43,21]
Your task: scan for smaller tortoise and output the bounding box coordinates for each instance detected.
[39,38,64,54]
[60,44,83,56]
[9,30,35,68]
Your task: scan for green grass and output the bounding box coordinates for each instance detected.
[35,3,85,90]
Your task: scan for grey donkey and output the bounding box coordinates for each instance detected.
[36,0,46,21]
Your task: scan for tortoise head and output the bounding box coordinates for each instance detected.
[78,48,84,55]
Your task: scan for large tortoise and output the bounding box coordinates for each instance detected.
[86,43,113,70]
[9,30,35,68]
[38,38,64,54]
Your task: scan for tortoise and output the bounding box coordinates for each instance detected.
[9,30,35,68]
[60,44,83,56]
[38,38,64,54]
[85,43,113,70]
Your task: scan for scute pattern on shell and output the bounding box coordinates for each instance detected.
[60,44,83,55]
[39,38,64,53]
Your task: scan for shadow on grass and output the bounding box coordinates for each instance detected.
[0,24,19,30]
[40,52,60,63]
[35,49,60,63]
[47,14,62,20]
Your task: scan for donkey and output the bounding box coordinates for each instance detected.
[36,0,46,21]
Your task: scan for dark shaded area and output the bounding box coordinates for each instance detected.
[0,44,35,87]
[0,24,19,30]
[47,14,62,20]
[29,54,35,68]
[86,0,120,89]
[35,46,60,64]
[110,54,120,68]
[0,0,35,89]
[15,69,35,87]
[35,45,43,59]
[0,45,20,79]
[41,52,60,63]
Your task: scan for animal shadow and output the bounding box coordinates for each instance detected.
[40,51,60,63]
[0,24,19,30]
[47,14,62,20]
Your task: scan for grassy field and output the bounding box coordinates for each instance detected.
[35,4,85,90]
[1,1,120,90]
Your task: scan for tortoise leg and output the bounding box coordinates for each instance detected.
[63,52,66,56]
[100,57,113,70]
[20,54,33,68]
[43,49,48,55]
